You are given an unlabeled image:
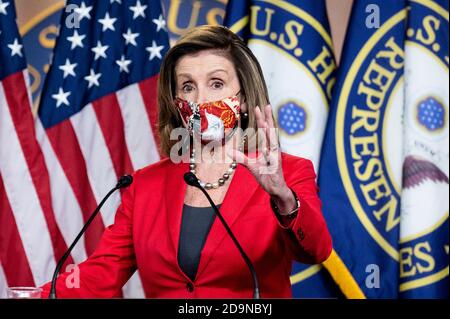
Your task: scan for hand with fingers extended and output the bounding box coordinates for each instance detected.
[227,104,298,216]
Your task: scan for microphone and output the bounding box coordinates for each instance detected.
[184,172,260,299]
[48,175,133,299]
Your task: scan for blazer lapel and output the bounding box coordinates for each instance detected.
[195,163,260,279]
[165,160,189,260]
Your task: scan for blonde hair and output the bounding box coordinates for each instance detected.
[157,25,271,156]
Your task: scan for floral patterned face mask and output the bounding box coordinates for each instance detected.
[174,93,241,141]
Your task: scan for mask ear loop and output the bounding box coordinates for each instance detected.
[227,90,247,150]
[223,120,238,143]
[223,116,248,155]
[236,91,249,131]
[224,89,243,143]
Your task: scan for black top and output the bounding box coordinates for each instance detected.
[177,204,220,281]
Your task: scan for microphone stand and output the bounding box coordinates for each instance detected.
[184,172,260,299]
[48,175,133,299]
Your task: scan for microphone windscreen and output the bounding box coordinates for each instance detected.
[184,172,199,187]
[117,175,133,188]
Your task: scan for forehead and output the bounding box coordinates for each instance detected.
[175,50,236,77]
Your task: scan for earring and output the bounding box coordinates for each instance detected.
[242,112,248,118]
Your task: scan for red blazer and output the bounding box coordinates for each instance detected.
[42,152,332,298]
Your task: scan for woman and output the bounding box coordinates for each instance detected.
[41,25,332,298]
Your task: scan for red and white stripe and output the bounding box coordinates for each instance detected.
[35,121,88,264]
[117,81,161,169]
[0,71,63,290]
[0,263,7,298]
[0,71,161,298]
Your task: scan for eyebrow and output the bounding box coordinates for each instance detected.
[207,69,228,76]
[177,73,192,79]
[176,69,229,80]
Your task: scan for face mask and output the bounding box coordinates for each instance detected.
[174,93,241,141]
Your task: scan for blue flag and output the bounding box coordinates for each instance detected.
[318,0,448,298]
[400,0,448,298]
[224,0,336,169]
[319,0,407,299]
[224,0,340,298]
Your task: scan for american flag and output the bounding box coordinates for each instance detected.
[0,0,169,297]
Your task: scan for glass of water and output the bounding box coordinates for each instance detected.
[7,287,42,299]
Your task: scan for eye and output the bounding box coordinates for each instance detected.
[181,84,194,93]
[211,80,224,89]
